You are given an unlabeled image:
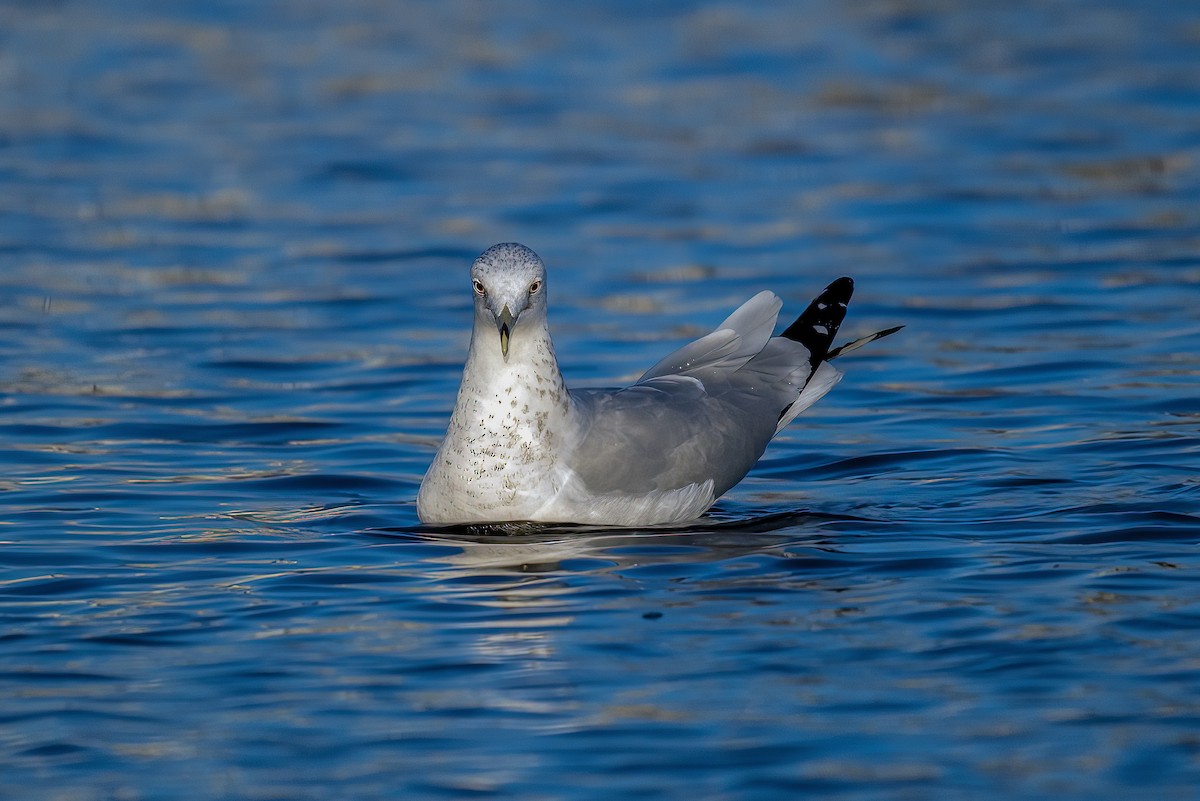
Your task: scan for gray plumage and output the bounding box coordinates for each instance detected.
[417,243,898,526]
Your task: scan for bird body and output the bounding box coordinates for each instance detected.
[417,243,898,526]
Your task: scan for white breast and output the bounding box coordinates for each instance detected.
[417,361,571,524]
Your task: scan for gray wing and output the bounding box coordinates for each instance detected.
[563,288,853,499]
[638,291,783,382]
[566,377,780,499]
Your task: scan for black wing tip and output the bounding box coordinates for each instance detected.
[829,276,854,294]
[780,276,856,363]
[875,324,904,339]
[826,324,904,360]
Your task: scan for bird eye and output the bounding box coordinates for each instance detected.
[472,279,486,296]
[528,280,542,295]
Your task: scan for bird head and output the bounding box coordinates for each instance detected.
[470,243,548,359]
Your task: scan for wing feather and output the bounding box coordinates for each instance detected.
[637,291,782,382]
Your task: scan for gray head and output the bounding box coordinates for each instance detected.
[470,243,548,359]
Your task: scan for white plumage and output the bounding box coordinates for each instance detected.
[417,243,899,527]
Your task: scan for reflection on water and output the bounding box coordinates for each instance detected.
[3,0,1200,799]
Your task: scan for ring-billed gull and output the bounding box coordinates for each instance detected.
[417,243,900,526]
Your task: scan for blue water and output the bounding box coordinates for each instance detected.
[3,1,1199,798]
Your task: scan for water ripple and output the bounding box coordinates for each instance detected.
[2,1,1199,799]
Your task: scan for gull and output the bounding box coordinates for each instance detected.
[417,243,900,527]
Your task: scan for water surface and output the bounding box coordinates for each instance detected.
[2,1,1199,799]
